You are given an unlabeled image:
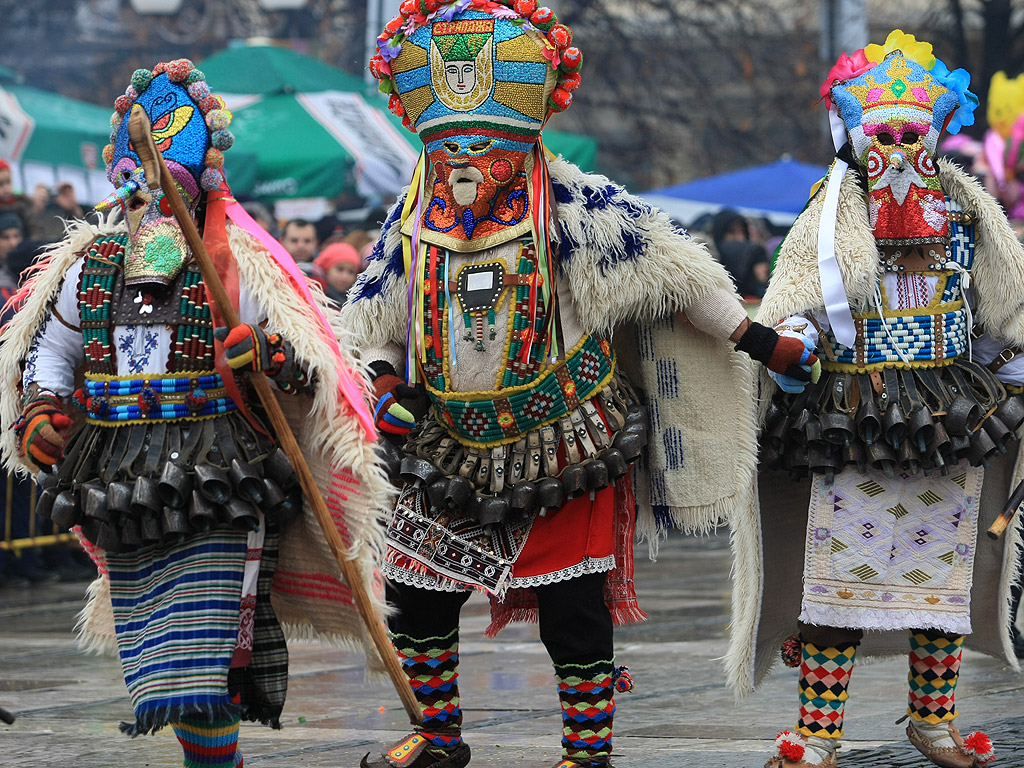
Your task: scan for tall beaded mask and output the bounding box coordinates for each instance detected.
[370,0,582,249]
[98,59,234,286]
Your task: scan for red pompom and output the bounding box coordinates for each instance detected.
[402,114,415,132]
[114,94,135,115]
[775,731,805,763]
[199,95,222,114]
[560,46,582,72]
[152,62,168,75]
[547,23,572,48]
[548,87,572,112]
[514,0,537,16]
[781,636,802,668]
[388,93,405,117]
[424,0,443,12]
[165,58,194,82]
[530,7,555,30]
[560,71,581,92]
[400,0,417,13]
[962,731,994,762]
[385,16,404,35]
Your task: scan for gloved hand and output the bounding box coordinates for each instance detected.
[735,322,821,393]
[18,389,72,468]
[369,361,417,435]
[214,324,283,373]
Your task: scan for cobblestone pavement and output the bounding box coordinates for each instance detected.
[1,532,1022,768]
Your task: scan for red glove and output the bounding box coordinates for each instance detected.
[18,390,72,468]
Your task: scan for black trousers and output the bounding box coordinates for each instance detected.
[386,571,613,666]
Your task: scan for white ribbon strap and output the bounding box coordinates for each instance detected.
[944,259,974,362]
[817,158,858,348]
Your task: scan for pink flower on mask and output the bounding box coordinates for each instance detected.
[820,50,875,107]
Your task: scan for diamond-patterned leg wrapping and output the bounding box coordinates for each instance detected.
[554,658,614,762]
[796,640,857,740]
[908,630,963,725]
[393,627,463,748]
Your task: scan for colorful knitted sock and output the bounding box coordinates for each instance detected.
[172,716,243,768]
[908,630,963,725]
[392,627,463,748]
[554,658,614,763]
[796,640,857,740]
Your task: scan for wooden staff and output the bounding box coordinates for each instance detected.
[128,105,421,724]
[988,476,1024,540]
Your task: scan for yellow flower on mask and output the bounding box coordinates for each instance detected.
[864,29,935,71]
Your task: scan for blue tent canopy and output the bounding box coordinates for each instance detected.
[642,157,829,226]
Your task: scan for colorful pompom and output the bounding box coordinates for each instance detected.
[388,92,405,117]
[200,168,224,191]
[401,114,415,132]
[114,94,135,115]
[184,69,206,86]
[560,71,581,92]
[400,0,417,13]
[962,732,995,764]
[204,148,224,170]
[530,7,555,30]
[385,16,404,35]
[205,108,233,131]
[137,387,159,417]
[152,62,168,76]
[547,23,572,48]
[185,387,208,415]
[198,95,223,114]
[781,636,802,668]
[211,129,234,151]
[165,58,195,82]
[560,46,582,72]
[188,81,211,102]
[131,68,154,93]
[102,144,115,166]
[548,87,572,112]
[123,85,139,102]
[774,731,806,763]
[514,0,537,16]
[612,666,634,693]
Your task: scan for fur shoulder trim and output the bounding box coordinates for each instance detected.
[938,160,1024,345]
[548,158,736,333]
[756,163,876,327]
[0,213,124,475]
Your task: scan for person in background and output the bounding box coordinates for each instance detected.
[711,208,770,302]
[314,242,361,306]
[33,182,86,243]
[0,211,25,302]
[0,162,39,240]
[239,199,278,239]
[281,218,319,262]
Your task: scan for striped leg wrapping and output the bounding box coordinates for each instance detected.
[554,659,614,761]
[908,630,963,725]
[393,628,462,748]
[797,641,857,740]
[172,716,243,768]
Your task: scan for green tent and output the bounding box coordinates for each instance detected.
[199,43,598,202]
[0,82,113,202]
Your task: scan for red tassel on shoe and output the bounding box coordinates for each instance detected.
[774,730,806,762]
[962,732,995,765]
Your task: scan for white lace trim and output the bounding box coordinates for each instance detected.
[799,605,972,636]
[380,561,472,593]
[507,555,617,589]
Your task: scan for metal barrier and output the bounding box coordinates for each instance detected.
[0,473,74,553]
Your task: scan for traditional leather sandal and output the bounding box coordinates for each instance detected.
[360,733,471,768]
[905,722,995,768]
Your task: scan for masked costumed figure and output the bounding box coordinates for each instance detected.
[345,3,824,766]
[727,31,1024,768]
[0,60,391,767]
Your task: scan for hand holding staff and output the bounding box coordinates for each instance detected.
[127,105,421,724]
[988,476,1024,540]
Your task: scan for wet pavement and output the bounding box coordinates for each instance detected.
[1,532,1022,768]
